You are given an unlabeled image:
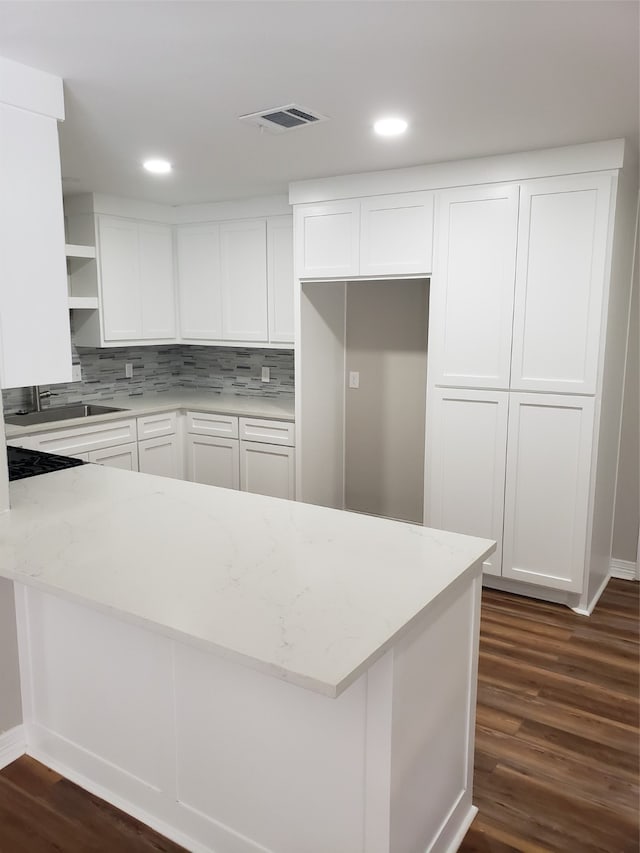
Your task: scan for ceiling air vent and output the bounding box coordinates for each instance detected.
[239,104,328,134]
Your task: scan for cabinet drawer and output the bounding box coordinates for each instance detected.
[239,417,294,447]
[186,411,239,438]
[28,418,138,456]
[137,411,177,439]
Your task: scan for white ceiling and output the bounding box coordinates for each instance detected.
[0,1,638,205]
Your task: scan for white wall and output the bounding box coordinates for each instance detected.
[612,209,639,565]
[344,280,428,523]
[298,282,346,508]
[0,405,22,734]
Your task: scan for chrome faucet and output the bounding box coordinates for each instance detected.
[29,385,57,412]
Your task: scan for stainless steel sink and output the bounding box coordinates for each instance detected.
[5,404,127,426]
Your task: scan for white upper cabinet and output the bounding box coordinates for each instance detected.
[502,393,595,592]
[359,192,433,277]
[295,193,433,279]
[0,102,71,388]
[177,216,292,346]
[430,184,519,390]
[295,201,360,278]
[177,224,222,340]
[95,216,176,344]
[219,219,268,341]
[267,216,295,343]
[139,224,176,339]
[98,217,142,340]
[426,387,508,577]
[511,174,612,394]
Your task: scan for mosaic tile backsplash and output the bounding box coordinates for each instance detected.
[2,342,295,414]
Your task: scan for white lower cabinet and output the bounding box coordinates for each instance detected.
[502,393,595,592]
[138,435,181,479]
[88,442,139,471]
[240,441,295,500]
[186,434,240,490]
[185,411,295,498]
[427,388,508,577]
[9,408,295,499]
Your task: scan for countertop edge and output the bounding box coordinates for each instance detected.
[4,391,295,438]
[6,542,493,699]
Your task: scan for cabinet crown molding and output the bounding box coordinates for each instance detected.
[288,139,626,205]
[64,192,292,225]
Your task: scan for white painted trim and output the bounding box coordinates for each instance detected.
[482,574,579,610]
[571,569,612,616]
[0,56,64,119]
[441,805,478,853]
[289,139,625,204]
[64,193,175,224]
[610,558,639,581]
[0,724,26,769]
[64,192,292,226]
[26,745,211,853]
[176,195,291,224]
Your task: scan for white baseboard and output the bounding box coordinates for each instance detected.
[610,558,639,581]
[572,569,612,616]
[0,724,26,770]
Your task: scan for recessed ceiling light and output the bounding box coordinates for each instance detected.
[374,117,408,137]
[143,159,172,174]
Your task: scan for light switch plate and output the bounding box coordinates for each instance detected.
[349,371,360,389]
[261,366,270,382]
[72,364,82,382]
[125,363,134,379]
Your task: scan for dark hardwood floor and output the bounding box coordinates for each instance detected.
[460,578,639,853]
[0,578,638,853]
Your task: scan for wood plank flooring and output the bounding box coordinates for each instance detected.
[0,578,637,852]
[460,578,639,853]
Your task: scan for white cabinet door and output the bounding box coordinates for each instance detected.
[139,223,175,340]
[240,441,295,500]
[186,434,239,489]
[0,104,72,389]
[502,393,595,592]
[295,201,360,279]
[426,388,508,576]
[359,192,434,277]
[88,442,139,471]
[430,184,519,390]
[138,435,181,479]
[267,216,294,343]
[511,174,613,394]
[98,217,142,341]
[219,219,268,342]
[177,224,222,340]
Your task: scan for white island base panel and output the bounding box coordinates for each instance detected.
[15,569,481,853]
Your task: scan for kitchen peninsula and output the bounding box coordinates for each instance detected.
[0,460,493,853]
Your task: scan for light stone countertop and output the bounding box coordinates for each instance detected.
[0,464,494,697]
[4,389,295,438]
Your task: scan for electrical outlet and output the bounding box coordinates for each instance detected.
[125,363,134,379]
[349,371,360,389]
[261,366,270,383]
[71,364,82,382]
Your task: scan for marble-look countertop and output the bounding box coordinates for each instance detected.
[4,390,295,438]
[0,464,494,697]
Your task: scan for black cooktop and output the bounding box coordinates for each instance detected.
[7,446,87,481]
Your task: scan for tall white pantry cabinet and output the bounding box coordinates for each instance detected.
[291,140,638,614]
